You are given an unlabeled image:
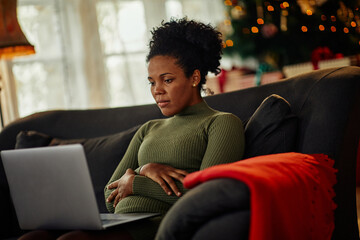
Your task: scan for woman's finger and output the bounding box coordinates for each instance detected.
[163,175,181,196]
[174,169,189,176]
[167,171,186,182]
[107,181,117,190]
[154,177,172,195]
[107,188,117,203]
[113,190,123,207]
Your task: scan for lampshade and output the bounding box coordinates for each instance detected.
[0,0,35,59]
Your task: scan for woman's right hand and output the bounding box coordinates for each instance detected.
[106,168,135,208]
[139,163,188,197]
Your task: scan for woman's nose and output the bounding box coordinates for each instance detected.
[154,84,165,95]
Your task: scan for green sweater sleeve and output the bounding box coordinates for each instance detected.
[200,113,245,170]
[132,176,188,204]
[104,126,144,213]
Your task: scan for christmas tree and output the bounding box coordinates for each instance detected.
[220,0,360,70]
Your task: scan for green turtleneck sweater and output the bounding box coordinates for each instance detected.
[104,101,245,214]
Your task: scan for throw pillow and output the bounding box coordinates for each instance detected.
[243,94,298,158]
[15,131,53,149]
[15,125,141,213]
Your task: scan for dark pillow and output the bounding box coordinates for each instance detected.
[243,94,298,158]
[15,125,141,213]
[15,131,53,149]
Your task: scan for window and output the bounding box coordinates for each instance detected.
[4,0,224,125]
[13,0,67,118]
[96,0,150,107]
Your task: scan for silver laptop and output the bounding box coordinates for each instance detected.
[1,144,160,230]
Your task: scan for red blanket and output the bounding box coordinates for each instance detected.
[183,152,337,240]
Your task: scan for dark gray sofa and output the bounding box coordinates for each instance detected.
[0,66,359,239]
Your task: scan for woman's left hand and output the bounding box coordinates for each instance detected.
[106,168,135,208]
[140,163,188,197]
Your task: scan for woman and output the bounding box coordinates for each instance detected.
[20,18,245,240]
[104,17,245,239]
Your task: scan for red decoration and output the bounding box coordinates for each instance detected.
[217,69,227,93]
[311,46,334,70]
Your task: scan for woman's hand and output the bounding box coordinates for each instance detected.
[140,163,188,197]
[106,168,135,208]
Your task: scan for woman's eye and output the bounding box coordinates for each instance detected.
[165,79,173,84]
[148,81,155,86]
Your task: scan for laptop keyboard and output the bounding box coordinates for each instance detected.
[100,213,129,221]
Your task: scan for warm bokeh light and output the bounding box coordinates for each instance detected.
[283,2,289,8]
[331,16,336,22]
[319,25,325,31]
[235,6,243,11]
[224,19,231,25]
[321,15,327,21]
[257,18,264,25]
[224,0,232,6]
[306,10,313,15]
[351,21,357,27]
[226,39,234,47]
[301,26,308,32]
[344,27,349,33]
[331,26,336,32]
[267,5,274,11]
[251,26,259,33]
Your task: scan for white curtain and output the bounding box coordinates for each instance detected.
[1,0,225,128]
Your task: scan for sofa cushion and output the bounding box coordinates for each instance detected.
[244,94,298,158]
[15,125,141,213]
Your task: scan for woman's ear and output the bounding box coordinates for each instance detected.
[192,70,201,87]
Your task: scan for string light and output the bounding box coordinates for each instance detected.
[343,27,349,33]
[224,0,232,6]
[351,21,357,27]
[280,2,289,9]
[267,5,274,11]
[306,10,313,16]
[319,25,325,31]
[331,26,337,32]
[301,26,308,32]
[226,39,234,47]
[257,18,264,25]
[251,26,259,33]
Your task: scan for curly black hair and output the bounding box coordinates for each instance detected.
[146,18,223,89]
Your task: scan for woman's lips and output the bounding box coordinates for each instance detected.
[157,101,170,108]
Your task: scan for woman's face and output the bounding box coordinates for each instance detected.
[147,55,202,116]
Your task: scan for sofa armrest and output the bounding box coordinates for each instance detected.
[156,179,250,240]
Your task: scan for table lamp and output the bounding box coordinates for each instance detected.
[0,0,35,128]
